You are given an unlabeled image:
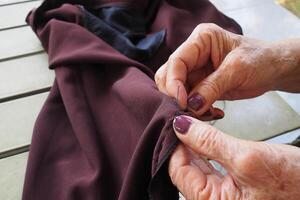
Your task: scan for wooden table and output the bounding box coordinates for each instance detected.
[0,1,53,199]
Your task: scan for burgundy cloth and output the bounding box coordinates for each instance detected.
[22,0,242,199]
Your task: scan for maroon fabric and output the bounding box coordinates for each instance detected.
[22,1,242,199]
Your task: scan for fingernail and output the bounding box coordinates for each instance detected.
[187,94,205,111]
[202,109,213,117]
[214,109,224,120]
[214,114,224,120]
[173,116,192,134]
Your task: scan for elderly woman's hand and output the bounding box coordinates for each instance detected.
[155,23,300,117]
[169,115,300,200]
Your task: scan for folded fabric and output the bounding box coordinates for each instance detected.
[22,0,242,199]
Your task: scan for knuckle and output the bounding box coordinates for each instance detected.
[235,147,261,175]
[168,54,182,64]
[154,65,166,84]
[224,53,245,72]
[154,71,161,84]
[235,53,248,66]
[230,46,258,67]
[168,55,177,63]
[194,125,219,150]
[194,190,203,200]
[195,23,219,32]
[169,165,187,189]
[168,158,179,185]
[229,55,243,66]
[168,166,177,185]
[194,25,212,39]
[168,55,189,72]
[201,79,221,99]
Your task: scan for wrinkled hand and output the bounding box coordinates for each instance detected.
[169,115,300,200]
[155,23,298,117]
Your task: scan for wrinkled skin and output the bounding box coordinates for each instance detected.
[169,116,300,200]
[155,23,300,116]
[154,23,300,200]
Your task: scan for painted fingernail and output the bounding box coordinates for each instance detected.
[173,116,192,134]
[214,109,224,120]
[202,109,213,117]
[214,114,224,120]
[187,94,205,111]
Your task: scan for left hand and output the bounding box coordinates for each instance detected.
[169,115,300,200]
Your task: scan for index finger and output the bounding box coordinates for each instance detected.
[165,42,203,108]
[165,25,215,108]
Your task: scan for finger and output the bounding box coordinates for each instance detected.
[164,24,222,109]
[188,23,240,69]
[170,146,239,200]
[165,41,202,108]
[220,175,241,200]
[187,148,224,178]
[169,145,207,190]
[173,115,244,168]
[165,57,188,108]
[186,61,214,88]
[154,63,168,94]
[186,66,232,116]
[169,145,221,200]
[164,23,240,110]
[198,107,224,121]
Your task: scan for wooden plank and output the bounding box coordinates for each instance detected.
[0,0,39,6]
[214,92,300,141]
[0,0,42,30]
[1,135,299,200]
[0,152,28,200]
[0,26,43,61]
[0,53,54,101]
[0,91,300,157]
[0,93,48,156]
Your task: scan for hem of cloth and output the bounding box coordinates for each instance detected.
[147,110,194,200]
[148,139,179,200]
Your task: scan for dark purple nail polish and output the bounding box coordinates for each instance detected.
[214,114,224,120]
[173,116,192,134]
[202,109,213,117]
[187,94,205,111]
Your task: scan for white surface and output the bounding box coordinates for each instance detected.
[0,153,28,200]
[0,53,53,100]
[278,92,300,115]
[0,0,41,30]
[267,128,300,143]
[214,92,300,140]
[0,26,43,60]
[0,93,48,154]
[210,0,273,12]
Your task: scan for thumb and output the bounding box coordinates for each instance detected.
[187,67,232,116]
[173,115,242,168]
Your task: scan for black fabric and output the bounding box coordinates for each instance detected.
[291,136,300,147]
[82,6,166,61]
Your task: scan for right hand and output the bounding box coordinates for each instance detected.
[169,115,300,200]
[155,23,298,117]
